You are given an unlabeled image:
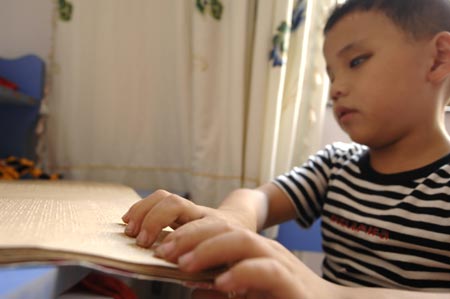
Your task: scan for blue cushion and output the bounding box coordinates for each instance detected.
[0,55,45,100]
[0,55,45,160]
[0,86,38,106]
[276,219,322,252]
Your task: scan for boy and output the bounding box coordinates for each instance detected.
[122,0,450,297]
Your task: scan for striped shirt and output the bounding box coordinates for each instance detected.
[274,142,450,292]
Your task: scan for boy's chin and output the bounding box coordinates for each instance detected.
[345,132,372,147]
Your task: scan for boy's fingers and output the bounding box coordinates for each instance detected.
[177,230,273,272]
[214,258,297,298]
[122,189,172,235]
[155,218,239,262]
[135,194,204,247]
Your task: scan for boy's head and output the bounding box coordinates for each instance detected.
[322,0,450,149]
[325,0,450,40]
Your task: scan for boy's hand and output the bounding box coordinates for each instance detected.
[185,230,337,299]
[122,189,252,262]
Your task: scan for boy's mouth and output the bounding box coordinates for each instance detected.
[335,106,357,122]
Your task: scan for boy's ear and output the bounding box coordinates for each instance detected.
[428,32,450,83]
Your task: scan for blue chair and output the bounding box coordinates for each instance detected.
[276,219,322,252]
[0,55,45,160]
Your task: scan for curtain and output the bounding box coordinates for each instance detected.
[47,0,334,207]
[244,0,334,188]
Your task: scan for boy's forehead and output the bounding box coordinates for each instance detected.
[323,11,401,57]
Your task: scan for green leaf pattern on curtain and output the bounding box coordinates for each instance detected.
[270,0,307,67]
[269,21,290,67]
[196,0,223,20]
[59,0,73,21]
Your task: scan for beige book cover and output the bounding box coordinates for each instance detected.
[0,180,216,283]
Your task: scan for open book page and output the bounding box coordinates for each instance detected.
[0,180,216,282]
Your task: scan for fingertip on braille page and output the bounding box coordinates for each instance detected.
[178,251,195,270]
[155,240,176,258]
[121,210,130,222]
[136,230,149,246]
[125,221,135,235]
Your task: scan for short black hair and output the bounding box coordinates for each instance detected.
[324,0,450,39]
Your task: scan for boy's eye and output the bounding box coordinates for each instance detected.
[349,55,370,68]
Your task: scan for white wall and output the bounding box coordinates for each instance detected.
[0,0,53,63]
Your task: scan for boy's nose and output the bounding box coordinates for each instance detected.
[329,81,348,102]
[330,89,344,101]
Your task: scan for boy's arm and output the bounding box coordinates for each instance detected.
[217,183,297,232]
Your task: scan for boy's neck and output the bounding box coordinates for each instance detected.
[368,128,450,174]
